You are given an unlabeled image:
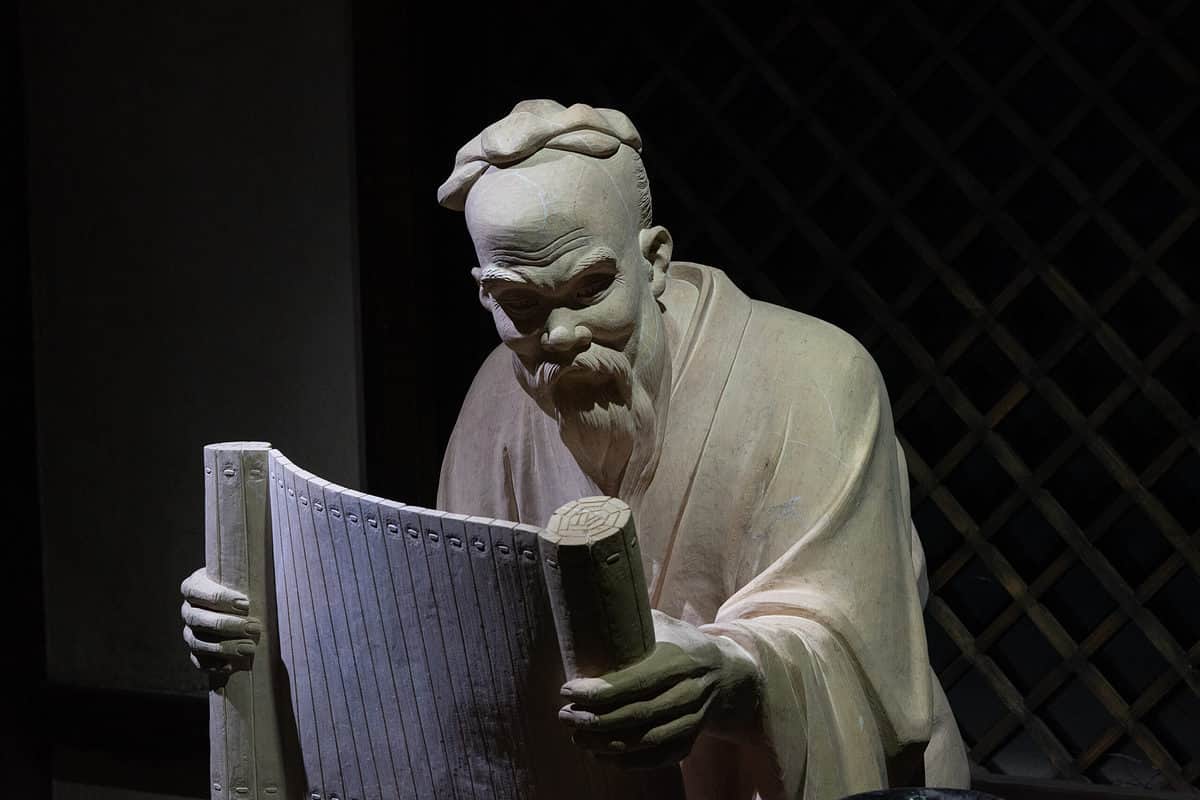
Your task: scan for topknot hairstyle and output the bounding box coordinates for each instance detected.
[437,99,652,228]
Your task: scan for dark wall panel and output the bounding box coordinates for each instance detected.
[24,1,363,693]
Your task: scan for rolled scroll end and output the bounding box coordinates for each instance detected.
[544,495,632,546]
[539,496,656,680]
[205,440,300,800]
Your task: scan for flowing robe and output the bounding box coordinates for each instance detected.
[438,262,970,800]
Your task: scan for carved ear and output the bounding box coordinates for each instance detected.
[638,226,673,298]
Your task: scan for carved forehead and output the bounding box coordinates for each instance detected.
[465,149,638,256]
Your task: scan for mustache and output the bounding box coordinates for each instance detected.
[527,346,631,390]
[520,345,634,403]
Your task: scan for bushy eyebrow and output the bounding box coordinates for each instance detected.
[477,264,529,285]
[479,246,617,291]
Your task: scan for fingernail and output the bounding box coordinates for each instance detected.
[558,706,597,723]
[236,643,256,657]
[234,598,250,612]
[244,621,261,636]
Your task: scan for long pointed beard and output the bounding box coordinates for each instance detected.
[514,343,657,496]
[558,379,656,495]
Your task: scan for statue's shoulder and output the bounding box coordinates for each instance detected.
[473,342,516,385]
[454,343,529,426]
[750,296,867,359]
[757,300,885,400]
[691,265,874,370]
[689,264,886,403]
[677,262,865,356]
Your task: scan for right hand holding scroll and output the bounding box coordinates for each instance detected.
[180,567,260,672]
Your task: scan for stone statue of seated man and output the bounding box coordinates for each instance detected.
[182,99,970,800]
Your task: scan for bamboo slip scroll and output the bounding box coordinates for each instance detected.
[540,496,688,800]
[204,442,682,799]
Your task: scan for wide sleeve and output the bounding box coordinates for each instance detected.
[702,344,933,800]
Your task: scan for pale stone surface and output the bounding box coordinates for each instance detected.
[436,100,971,799]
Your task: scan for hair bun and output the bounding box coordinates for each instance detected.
[438,100,642,210]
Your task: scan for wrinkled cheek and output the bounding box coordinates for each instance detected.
[491,309,519,340]
[491,311,541,360]
[581,291,639,350]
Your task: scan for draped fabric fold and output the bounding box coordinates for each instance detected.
[705,615,888,800]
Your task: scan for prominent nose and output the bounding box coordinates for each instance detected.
[542,319,593,355]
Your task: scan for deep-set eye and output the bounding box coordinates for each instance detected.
[495,290,541,315]
[575,273,615,302]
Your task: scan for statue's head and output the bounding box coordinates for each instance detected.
[439,100,673,496]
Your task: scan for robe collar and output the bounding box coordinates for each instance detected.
[633,262,754,603]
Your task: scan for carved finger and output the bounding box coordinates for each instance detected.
[181,568,249,615]
[637,695,713,748]
[190,652,235,673]
[559,674,714,733]
[561,643,704,709]
[181,601,261,640]
[580,693,714,756]
[595,738,695,771]
[183,625,256,659]
[588,695,710,767]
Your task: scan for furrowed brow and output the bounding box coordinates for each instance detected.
[563,247,618,281]
[490,227,590,267]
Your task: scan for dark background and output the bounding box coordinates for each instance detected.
[13,0,1198,798]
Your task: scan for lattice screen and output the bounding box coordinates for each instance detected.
[524,0,1199,792]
